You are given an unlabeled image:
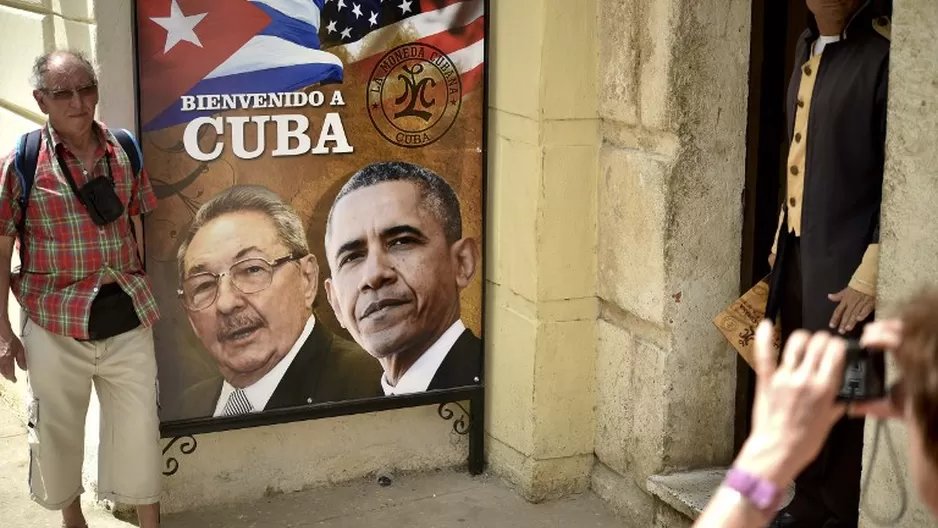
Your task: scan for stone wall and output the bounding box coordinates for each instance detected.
[591,0,751,524]
[860,0,938,525]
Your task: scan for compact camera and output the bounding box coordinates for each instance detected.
[836,339,886,402]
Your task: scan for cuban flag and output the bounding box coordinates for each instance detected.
[137,0,344,132]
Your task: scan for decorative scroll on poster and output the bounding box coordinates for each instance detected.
[134,0,486,425]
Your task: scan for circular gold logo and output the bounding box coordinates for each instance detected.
[367,43,462,148]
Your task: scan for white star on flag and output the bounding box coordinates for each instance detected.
[337,0,346,11]
[368,11,378,27]
[326,20,338,33]
[398,0,412,14]
[352,3,363,19]
[150,0,208,53]
[340,27,353,40]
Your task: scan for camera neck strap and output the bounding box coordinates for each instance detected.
[860,419,908,525]
[53,148,113,210]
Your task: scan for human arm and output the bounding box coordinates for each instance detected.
[0,236,25,382]
[829,55,889,333]
[693,321,847,528]
[830,144,882,331]
[0,155,25,381]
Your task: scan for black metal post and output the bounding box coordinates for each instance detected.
[468,391,485,475]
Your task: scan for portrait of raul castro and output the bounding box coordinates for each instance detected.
[169,185,382,421]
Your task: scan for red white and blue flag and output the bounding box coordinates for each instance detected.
[138,0,345,131]
[320,0,485,92]
[137,0,484,132]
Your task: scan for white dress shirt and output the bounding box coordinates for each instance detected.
[813,34,842,56]
[213,315,315,417]
[382,319,466,396]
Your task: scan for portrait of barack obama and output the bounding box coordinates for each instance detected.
[170,185,382,420]
[324,161,483,396]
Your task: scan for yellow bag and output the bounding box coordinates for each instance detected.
[712,277,782,369]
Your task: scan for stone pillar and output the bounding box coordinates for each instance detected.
[484,0,601,501]
[590,0,751,524]
[860,1,938,526]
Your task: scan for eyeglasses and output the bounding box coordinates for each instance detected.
[178,254,303,312]
[42,83,98,102]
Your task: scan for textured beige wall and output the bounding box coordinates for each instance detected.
[0,0,469,514]
[592,0,751,524]
[860,1,938,526]
[161,407,467,513]
[484,0,600,502]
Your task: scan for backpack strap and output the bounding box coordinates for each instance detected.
[12,129,43,239]
[110,128,145,251]
[10,127,143,244]
[111,128,143,177]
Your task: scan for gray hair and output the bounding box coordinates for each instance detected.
[31,49,97,91]
[177,185,310,281]
[326,161,463,246]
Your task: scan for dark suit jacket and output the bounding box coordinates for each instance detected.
[427,329,482,391]
[768,5,890,331]
[167,321,383,421]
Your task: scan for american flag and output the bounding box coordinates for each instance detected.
[319,0,485,93]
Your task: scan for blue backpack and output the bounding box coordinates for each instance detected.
[12,128,143,237]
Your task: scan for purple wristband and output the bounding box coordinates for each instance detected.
[724,468,784,515]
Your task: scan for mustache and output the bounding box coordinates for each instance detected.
[359,296,410,320]
[216,311,265,341]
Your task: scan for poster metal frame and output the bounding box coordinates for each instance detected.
[128,0,490,476]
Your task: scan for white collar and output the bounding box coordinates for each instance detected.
[381,320,465,396]
[813,34,842,56]
[213,315,315,416]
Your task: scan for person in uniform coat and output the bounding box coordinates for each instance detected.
[323,161,483,396]
[169,185,382,421]
[766,1,892,526]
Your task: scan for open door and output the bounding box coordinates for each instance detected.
[736,0,811,453]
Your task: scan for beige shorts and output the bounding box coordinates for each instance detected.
[23,318,162,509]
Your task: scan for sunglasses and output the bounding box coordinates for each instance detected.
[42,83,98,102]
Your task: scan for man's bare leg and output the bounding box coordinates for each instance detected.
[136,502,161,528]
[61,496,87,527]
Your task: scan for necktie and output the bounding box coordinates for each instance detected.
[222,389,254,416]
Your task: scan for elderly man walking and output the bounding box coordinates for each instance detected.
[0,50,162,527]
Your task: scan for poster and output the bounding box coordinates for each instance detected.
[134,0,486,424]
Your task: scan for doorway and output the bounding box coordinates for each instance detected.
[735,0,811,453]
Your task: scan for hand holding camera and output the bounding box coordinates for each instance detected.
[734,320,849,487]
[847,319,906,420]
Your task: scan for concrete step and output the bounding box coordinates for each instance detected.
[647,468,794,521]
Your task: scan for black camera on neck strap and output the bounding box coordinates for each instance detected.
[55,151,124,226]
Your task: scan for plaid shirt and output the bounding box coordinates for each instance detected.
[0,122,160,339]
